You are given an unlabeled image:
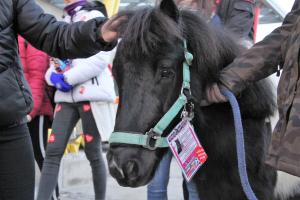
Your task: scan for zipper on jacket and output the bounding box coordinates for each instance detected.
[91,77,99,85]
[276,65,281,77]
[12,68,29,105]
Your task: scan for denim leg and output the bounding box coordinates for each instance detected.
[186,180,200,200]
[147,151,173,200]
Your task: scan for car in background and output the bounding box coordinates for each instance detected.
[43,0,293,40]
[256,0,293,42]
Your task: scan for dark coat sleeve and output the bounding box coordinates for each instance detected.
[219,0,300,94]
[14,0,117,59]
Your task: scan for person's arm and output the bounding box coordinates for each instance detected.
[63,51,109,85]
[219,0,300,94]
[14,0,118,59]
[26,44,49,119]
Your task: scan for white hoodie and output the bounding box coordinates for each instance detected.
[45,7,116,103]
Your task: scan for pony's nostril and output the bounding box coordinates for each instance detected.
[107,154,125,180]
[106,151,113,162]
[126,161,135,174]
[124,161,138,178]
[109,163,125,180]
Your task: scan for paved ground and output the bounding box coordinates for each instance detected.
[35,151,184,200]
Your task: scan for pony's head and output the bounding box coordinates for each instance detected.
[107,0,240,187]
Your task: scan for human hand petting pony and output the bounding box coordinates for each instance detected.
[101,15,127,42]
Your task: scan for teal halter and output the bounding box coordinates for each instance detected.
[109,41,194,150]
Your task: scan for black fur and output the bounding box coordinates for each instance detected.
[281,195,300,200]
[107,1,278,199]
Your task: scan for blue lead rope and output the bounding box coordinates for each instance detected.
[221,89,258,200]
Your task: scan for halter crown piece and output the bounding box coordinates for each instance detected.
[109,40,194,150]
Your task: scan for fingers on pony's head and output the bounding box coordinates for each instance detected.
[107,14,130,36]
[111,16,128,30]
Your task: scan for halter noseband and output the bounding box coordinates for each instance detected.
[109,40,194,150]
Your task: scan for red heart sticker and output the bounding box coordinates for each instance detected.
[48,134,56,143]
[85,134,94,143]
[79,86,85,94]
[55,104,62,113]
[83,104,91,112]
[108,64,113,75]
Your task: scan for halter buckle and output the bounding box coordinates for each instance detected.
[143,129,161,150]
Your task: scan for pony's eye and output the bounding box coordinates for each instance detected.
[161,69,173,78]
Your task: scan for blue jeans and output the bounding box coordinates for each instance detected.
[147,150,200,200]
[185,179,199,200]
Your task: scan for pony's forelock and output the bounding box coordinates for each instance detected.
[116,7,230,77]
[117,7,183,58]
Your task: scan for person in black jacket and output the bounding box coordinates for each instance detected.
[216,0,256,45]
[174,0,256,43]
[0,0,121,199]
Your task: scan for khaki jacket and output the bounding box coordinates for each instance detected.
[219,0,300,176]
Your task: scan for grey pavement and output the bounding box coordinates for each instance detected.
[35,151,184,200]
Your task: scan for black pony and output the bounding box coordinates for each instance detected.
[107,0,298,199]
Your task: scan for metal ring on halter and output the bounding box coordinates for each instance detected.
[143,129,161,150]
[182,87,192,100]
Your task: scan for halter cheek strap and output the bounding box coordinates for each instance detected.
[109,40,194,150]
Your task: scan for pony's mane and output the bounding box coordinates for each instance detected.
[117,7,182,59]
[116,7,276,118]
[117,7,240,80]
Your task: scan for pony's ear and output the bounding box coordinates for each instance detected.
[159,0,179,22]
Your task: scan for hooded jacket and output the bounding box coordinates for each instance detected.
[45,6,116,104]
[18,36,53,119]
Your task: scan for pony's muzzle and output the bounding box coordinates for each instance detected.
[107,151,124,179]
[107,150,140,186]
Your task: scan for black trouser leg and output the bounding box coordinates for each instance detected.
[0,124,35,200]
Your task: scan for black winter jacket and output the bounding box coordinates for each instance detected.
[0,0,116,127]
[217,0,256,42]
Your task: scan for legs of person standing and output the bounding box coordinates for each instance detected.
[37,103,79,200]
[80,102,107,200]
[28,116,51,170]
[27,116,51,169]
[147,150,173,200]
[28,116,60,200]
[183,180,189,200]
[185,180,200,200]
[0,124,35,200]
